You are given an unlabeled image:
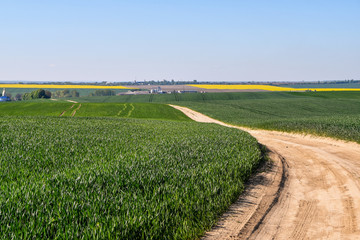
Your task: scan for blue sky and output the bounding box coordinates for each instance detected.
[0,0,359,82]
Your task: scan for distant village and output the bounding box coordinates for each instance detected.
[118,86,200,96]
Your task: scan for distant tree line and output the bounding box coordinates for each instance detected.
[23,79,203,86]
[22,89,51,100]
[127,79,199,85]
[89,90,115,96]
[52,89,80,98]
[274,80,360,86]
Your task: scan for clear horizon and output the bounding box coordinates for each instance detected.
[1,1,359,82]
[1,79,360,84]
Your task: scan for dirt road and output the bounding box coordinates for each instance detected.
[170,105,360,240]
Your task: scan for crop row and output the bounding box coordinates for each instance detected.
[0,116,261,239]
[256,115,360,143]
[0,102,190,121]
[176,96,360,143]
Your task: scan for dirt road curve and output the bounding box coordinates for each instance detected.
[170,105,360,240]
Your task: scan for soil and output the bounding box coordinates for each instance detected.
[170,105,360,240]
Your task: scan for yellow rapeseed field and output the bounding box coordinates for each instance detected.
[0,84,130,89]
[188,84,294,91]
[188,84,360,92]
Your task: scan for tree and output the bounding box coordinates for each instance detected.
[63,89,70,96]
[89,89,115,96]
[22,89,50,100]
[52,89,79,98]
[15,93,22,101]
[45,90,52,98]
[22,92,31,100]
[71,90,79,97]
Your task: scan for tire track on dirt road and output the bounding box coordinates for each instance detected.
[170,105,360,240]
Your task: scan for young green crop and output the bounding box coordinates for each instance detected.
[74,103,190,121]
[0,102,191,121]
[0,102,73,116]
[171,92,360,143]
[0,117,261,239]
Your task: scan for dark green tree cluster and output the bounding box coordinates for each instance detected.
[15,94,22,101]
[89,89,115,96]
[53,89,80,98]
[22,89,51,100]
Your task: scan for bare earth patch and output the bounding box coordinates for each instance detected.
[170,105,360,240]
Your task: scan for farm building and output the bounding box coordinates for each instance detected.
[0,96,10,101]
[150,86,164,94]
[0,88,11,102]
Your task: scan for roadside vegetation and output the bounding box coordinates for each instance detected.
[0,117,261,239]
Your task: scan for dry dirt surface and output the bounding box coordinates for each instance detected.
[170,105,360,240]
